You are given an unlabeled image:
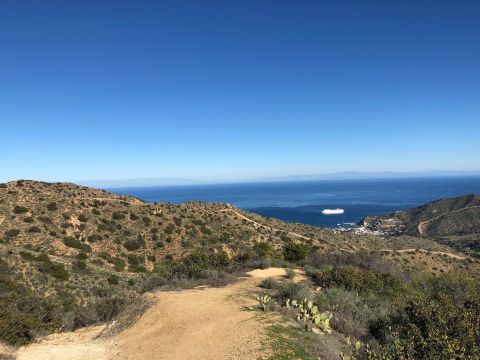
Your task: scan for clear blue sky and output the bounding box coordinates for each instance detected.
[1,0,479,183]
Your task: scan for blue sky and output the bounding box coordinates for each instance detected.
[1,0,479,183]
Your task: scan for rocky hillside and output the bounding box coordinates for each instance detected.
[1,180,478,347]
[360,194,480,238]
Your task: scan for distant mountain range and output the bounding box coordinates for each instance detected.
[78,170,480,188]
[261,170,480,182]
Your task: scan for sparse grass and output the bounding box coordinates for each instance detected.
[259,314,342,360]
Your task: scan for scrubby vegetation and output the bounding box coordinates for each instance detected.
[0,180,479,353]
[257,252,480,360]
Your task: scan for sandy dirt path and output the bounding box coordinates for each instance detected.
[219,208,311,240]
[375,248,465,260]
[417,205,480,236]
[15,268,288,360]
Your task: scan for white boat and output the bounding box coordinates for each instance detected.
[322,208,344,215]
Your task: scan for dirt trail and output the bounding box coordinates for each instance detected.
[376,248,465,260]
[219,208,311,240]
[417,205,480,236]
[15,268,289,360]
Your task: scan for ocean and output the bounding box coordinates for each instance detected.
[109,176,480,228]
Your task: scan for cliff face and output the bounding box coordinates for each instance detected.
[360,194,480,238]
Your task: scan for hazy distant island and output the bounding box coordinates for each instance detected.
[77,170,480,188]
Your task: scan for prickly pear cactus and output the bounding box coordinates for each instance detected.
[256,294,271,311]
[282,297,333,334]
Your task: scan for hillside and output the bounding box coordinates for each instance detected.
[360,194,480,237]
[1,180,479,355]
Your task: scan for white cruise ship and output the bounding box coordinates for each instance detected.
[322,208,344,215]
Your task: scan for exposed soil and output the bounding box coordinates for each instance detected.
[15,268,290,360]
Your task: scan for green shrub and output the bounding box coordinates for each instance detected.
[260,277,280,289]
[123,236,146,251]
[37,216,53,224]
[129,213,139,221]
[28,226,41,233]
[77,252,88,260]
[112,212,125,220]
[73,259,87,271]
[87,234,101,242]
[46,202,58,211]
[366,274,480,359]
[275,281,312,302]
[127,255,147,272]
[13,206,29,214]
[0,294,61,346]
[254,242,274,258]
[4,229,20,239]
[283,243,308,262]
[63,237,92,252]
[172,249,232,279]
[19,251,38,261]
[39,259,70,281]
[99,252,125,271]
[107,274,119,285]
[312,266,404,297]
[164,224,175,234]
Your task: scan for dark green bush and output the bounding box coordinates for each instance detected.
[38,258,69,281]
[99,252,125,271]
[112,212,125,220]
[63,237,92,252]
[28,226,41,233]
[254,242,274,258]
[172,249,232,279]
[73,259,87,271]
[107,274,119,285]
[312,266,404,297]
[13,206,29,214]
[283,242,308,262]
[129,213,139,221]
[38,216,53,224]
[4,229,20,239]
[127,255,147,273]
[46,202,58,211]
[0,260,63,345]
[123,236,146,251]
[164,224,175,234]
[77,252,88,260]
[364,274,480,360]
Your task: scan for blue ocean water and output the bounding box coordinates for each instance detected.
[109,177,480,228]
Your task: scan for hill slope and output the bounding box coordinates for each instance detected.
[1,180,478,348]
[360,193,480,238]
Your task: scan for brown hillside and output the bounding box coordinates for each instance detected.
[1,180,478,347]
